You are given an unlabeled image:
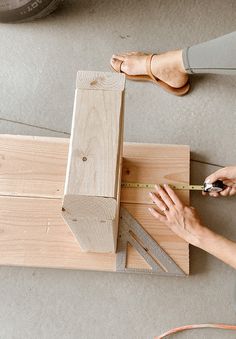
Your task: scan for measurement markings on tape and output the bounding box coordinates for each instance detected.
[121,182,204,191]
[121,180,226,192]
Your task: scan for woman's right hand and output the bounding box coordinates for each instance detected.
[203,166,236,197]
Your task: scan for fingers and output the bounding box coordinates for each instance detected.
[204,167,235,197]
[204,167,236,184]
[204,190,220,197]
[223,179,233,186]
[163,184,183,207]
[229,187,236,196]
[209,192,220,198]
[219,187,231,196]
[111,54,125,61]
[150,184,184,210]
[154,184,175,209]
[204,168,227,184]
[149,192,167,212]
[203,186,232,198]
[148,207,167,223]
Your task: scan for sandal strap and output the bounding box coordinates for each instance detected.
[117,60,123,73]
[146,54,159,82]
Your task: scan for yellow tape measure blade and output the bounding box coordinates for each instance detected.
[169,184,204,191]
[121,182,204,191]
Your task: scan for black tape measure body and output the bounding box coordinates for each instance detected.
[203,180,226,193]
[0,0,63,23]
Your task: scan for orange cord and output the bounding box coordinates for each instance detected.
[155,323,236,338]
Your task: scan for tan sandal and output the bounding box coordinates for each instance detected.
[110,54,190,96]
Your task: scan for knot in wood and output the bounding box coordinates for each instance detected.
[90,79,97,86]
[90,76,104,86]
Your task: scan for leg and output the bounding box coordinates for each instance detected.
[183,32,236,74]
[110,31,236,89]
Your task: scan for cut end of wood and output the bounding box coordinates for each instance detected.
[76,71,125,91]
[61,211,119,254]
[62,195,118,220]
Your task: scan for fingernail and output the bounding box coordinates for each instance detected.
[149,192,154,197]
[148,207,153,212]
[155,184,161,190]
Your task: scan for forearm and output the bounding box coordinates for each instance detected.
[198,228,236,269]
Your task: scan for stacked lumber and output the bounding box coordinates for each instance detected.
[0,136,190,274]
[62,71,125,253]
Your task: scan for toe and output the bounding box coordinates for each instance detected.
[111,52,148,76]
[110,58,122,72]
[112,54,125,61]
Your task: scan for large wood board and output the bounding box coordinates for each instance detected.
[0,135,190,274]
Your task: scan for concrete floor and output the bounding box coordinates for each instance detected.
[0,1,236,338]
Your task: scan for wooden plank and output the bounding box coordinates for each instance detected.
[0,138,188,201]
[0,196,115,271]
[121,142,189,274]
[0,197,188,274]
[121,142,190,205]
[63,71,125,253]
[0,136,189,274]
[64,89,124,198]
[76,70,125,91]
[66,217,118,253]
[123,142,190,159]
[62,196,118,220]
[0,135,68,198]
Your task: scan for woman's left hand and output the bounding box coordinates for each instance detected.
[148,184,207,247]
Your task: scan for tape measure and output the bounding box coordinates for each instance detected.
[121,180,226,193]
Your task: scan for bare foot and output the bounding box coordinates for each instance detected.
[110,50,188,88]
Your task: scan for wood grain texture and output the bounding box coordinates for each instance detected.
[62,196,118,220]
[0,136,189,274]
[121,142,189,274]
[63,72,125,253]
[76,71,125,91]
[64,88,123,198]
[0,135,68,198]
[65,216,118,253]
[121,142,190,205]
[0,196,115,271]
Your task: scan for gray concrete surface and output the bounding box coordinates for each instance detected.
[0,1,236,338]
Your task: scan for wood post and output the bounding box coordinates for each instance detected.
[62,71,125,253]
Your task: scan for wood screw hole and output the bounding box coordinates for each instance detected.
[82,157,87,162]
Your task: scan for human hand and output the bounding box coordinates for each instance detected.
[203,166,236,197]
[148,184,207,247]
